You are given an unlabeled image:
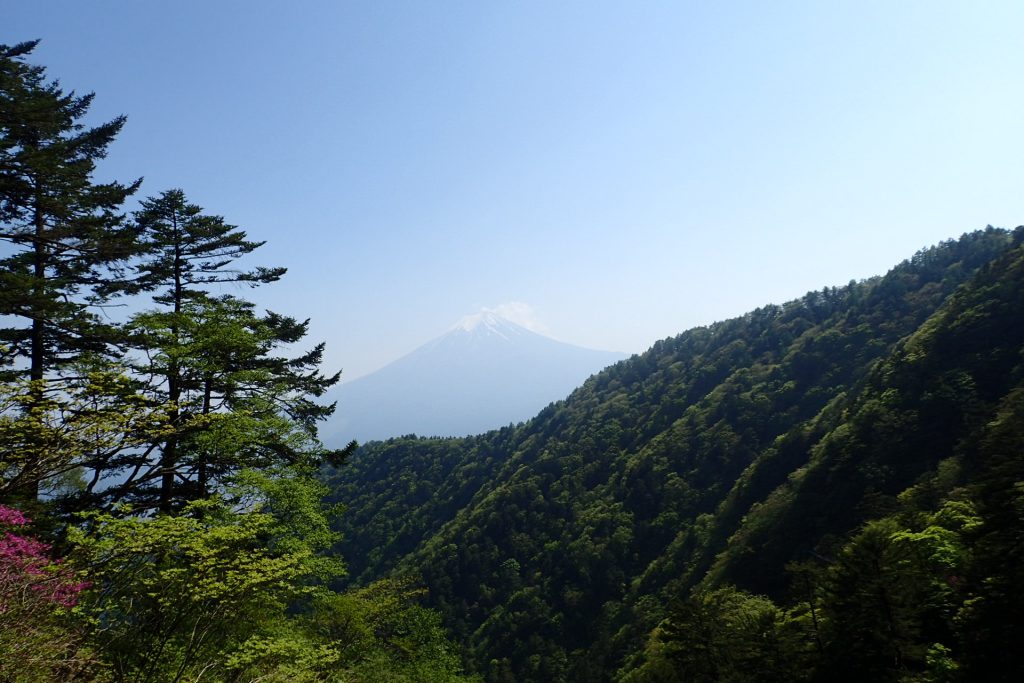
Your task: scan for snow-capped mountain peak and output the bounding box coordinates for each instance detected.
[451,311,525,340]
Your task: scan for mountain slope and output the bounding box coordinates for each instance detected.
[705,226,1024,594]
[322,227,1021,682]
[625,228,1024,682]
[322,313,626,444]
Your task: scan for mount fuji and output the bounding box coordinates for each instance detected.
[320,312,627,445]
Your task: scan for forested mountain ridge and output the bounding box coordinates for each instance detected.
[323,227,1024,682]
[628,226,1024,682]
[703,227,1024,597]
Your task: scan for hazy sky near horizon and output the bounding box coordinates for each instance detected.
[4,1,1023,380]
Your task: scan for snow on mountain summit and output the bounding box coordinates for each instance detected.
[451,310,526,339]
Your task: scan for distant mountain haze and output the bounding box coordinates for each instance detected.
[321,311,627,444]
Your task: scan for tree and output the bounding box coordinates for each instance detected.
[107,295,343,510]
[131,187,285,303]
[67,471,345,682]
[0,365,170,504]
[648,587,809,683]
[126,189,340,511]
[65,473,478,682]
[131,188,285,510]
[174,297,342,494]
[0,40,140,498]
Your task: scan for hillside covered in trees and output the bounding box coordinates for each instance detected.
[0,41,476,681]
[324,226,1024,682]
[5,34,1024,683]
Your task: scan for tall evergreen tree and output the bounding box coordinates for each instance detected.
[124,189,340,511]
[131,188,285,303]
[0,41,140,378]
[0,40,140,498]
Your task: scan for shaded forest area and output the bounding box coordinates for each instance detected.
[326,227,1024,682]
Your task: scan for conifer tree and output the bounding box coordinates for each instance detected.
[125,189,341,511]
[0,41,140,378]
[0,41,140,498]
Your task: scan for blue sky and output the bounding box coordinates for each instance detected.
[4,1,1023,380]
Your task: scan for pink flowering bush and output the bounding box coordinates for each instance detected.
[0,505,28,526]
[1,504,96,680]
[0,504,88,608]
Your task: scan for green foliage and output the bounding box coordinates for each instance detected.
[107,294,341,510]
[0,40,141,499]
[326,228,1024,682]
[955,388,1024,681]
[709,230,1024,598]
[122,188,340,511]
[67,475,342,681]
[626,463,1019,683]
[0,41,140,383]
[0,41,475,683]
[625,587,812,683]
[52,470,477,682]
[0,368,171,502]
[301,579,480,683]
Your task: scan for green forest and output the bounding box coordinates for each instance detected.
[324,226,1024,683]
[3,39,1024,683]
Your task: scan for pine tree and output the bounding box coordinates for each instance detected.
[123,189,341,511]
[131,188,285,304]
[0,41,140,498]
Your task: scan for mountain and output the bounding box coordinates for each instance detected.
[322,227,1024,682]
[321,312,627,445]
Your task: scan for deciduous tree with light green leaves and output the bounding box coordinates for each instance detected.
[68,470,345,682]
[67,471,479,682]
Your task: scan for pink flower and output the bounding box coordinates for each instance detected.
[0,506,88,608]
[0,505,29,527]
